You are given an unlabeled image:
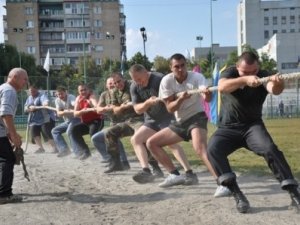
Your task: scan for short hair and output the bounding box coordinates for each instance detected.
[110,72,123,79]
[169,53,186,63]
[238,51,259,65]
[8,68,27,79]
[56,86,66,92]
[129,64,147,75]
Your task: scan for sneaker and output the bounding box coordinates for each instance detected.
[233,191,250,213]
[34,148,45,154]
[79,152,91,160]
[122,161,130,170]
[214,185,232,198]
[152,167,164,178]
[133,170,155,184]
[0,194,23,205]
[57,150,71,158]
[158,174,185,188]
[183,173,199,185]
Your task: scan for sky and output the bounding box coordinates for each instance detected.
[0,0,241,61]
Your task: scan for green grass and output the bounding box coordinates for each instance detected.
[18,118,300,179]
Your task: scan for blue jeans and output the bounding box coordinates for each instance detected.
[91,130,128,162]
[51,118,81,154]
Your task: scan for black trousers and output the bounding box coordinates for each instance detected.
[207,121,298,189]
[0,137,16,197]
[72,119,104,154]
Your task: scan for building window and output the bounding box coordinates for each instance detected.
[273,17,277,25]
[93,6,102,14]
[26,34,34,41]
[264,30,269,39]
[94,45,103,52]
[264,8,269,11]
[26,20,34,28]
[282,29,286,33]
[94,20,102,27]
[281,16,286,25]
[291,29,295,33]
[290,16,295,24]
[273,30,277,34]
[27,46,36,54]
[264,17,269,25]
[281,62,298,69]
[25,7,33,15]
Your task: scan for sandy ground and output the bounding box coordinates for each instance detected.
[0,143,299,225]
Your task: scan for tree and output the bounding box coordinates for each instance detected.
[225,50,238,67]
[127,52,152,71]
[152,56,170,74]
[260,52,278,74]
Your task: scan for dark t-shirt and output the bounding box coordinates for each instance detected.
[130,72,174,123]
[218,66,270,128]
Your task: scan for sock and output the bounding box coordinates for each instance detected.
[170,169,180,176]
[142,168,151,173]
[185,170,193,175]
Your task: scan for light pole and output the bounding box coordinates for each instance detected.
[13,28,23,67]
[13,27,24,115]
[81,1,87,84]
[106,32,115,72]
[210,0,217,74]
[196,35,203,61]
[140,27,147,59]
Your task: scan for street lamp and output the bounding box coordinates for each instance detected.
[195,35,203,59]
[13,28,24,67]
[140,27,147,58]
[210,0,217,74]
[106,32,115,72]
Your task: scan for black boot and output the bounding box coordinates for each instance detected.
[227,180,250,213]
[104,154,123,173]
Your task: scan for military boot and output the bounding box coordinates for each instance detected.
[104,154,123,173]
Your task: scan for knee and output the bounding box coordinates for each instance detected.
[130,134,139,146]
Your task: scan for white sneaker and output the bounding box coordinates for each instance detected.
[214,185,232,198]
[158,174,185,188]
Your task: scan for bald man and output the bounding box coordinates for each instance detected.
[0,68,28,204]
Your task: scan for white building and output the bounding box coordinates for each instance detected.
[238,0,300,73]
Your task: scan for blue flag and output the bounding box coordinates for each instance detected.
[209,63,219,125]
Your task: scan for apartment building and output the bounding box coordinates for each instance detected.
[4,0,126,69]
[238,0,300,73]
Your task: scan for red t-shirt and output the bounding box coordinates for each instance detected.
[78,96,102,124]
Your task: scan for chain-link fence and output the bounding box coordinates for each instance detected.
[2,76,300,126]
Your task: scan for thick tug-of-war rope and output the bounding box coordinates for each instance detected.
[183,72,300,96]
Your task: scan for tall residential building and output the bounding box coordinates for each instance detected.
[237,0,300,73]
[4,0,126,70]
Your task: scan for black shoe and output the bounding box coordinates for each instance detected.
[57,150,71,158]
[152,167,164,178]
[233,191,250,213]
[133,170,155,184]
[0,194,23,205]
[183,172,199,185]
[79,152,91,160]
[122,161,130,170]
[104,159,123,173]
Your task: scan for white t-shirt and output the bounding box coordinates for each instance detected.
[55,94,76,122]
[159,71,207,122]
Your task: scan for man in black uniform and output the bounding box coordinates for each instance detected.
[207,51,300,213]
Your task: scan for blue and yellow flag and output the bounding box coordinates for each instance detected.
[209,63,227,125]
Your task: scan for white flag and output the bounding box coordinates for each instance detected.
[43,49,50,72]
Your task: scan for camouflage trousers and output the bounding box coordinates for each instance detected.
[104,121,143,156]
